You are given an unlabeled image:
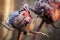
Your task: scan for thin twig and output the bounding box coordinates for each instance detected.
[33,20,44,40]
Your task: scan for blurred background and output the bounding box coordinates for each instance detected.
[0,0,60,40]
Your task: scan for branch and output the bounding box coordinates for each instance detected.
[1,22,14,31]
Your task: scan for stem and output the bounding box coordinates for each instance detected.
[51,23,58,29]
[17,31,23,40]
[33,20,44,40]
